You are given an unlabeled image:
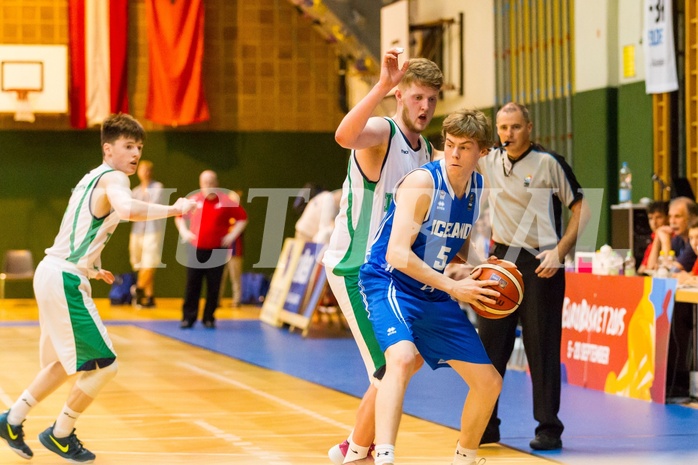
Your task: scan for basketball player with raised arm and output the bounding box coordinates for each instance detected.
[322,48,443,464]
[0,113,195,463]
[359,109,503,465]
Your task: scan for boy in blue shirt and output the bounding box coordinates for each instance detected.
[359,109,502,465]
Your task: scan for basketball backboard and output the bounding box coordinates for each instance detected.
[1,61,43,92]
[0,45,68,118]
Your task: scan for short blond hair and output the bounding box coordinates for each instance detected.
[399,58,443,91]
[442,109,494,150]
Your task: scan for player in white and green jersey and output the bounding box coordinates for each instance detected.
[324,118,433,376]
[323,48,443,465]
[0,114,194,464]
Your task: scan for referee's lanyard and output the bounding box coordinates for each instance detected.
[501,151,515,177]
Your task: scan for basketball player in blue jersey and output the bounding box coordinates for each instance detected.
[0,114,195,463]
[359,110,503,465]
[324,48,443,464]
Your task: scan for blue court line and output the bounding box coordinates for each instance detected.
[130,319,698,463]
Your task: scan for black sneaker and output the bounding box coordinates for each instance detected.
[39,425,95,463]
[0,410,33,459]
[529,433,562,450]
[203,320,216,329]
[140,296,156,308]
[131,286,145,308]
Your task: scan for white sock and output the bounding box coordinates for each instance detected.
[374,444,395,465]
[8,390,37,425]
[343,440,370,463]
[453,442,478,464]
[53,404,81,438]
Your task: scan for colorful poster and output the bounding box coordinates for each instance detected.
[561,273,676,403]
[283,242,325,315]
[259,238,304,327]
[301,266,328,320]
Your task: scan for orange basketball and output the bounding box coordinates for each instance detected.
[471,260,524,319]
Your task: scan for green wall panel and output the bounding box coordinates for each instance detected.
[0,130,347,298]
[572,83,653,252]
[572,88,617,251]
[616,82,654,202]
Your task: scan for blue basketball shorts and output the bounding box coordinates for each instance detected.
[359,266,491,370]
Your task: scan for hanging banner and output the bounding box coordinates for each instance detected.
[643,0,678,94]
[145,0,210,126]
[69,0,129,128]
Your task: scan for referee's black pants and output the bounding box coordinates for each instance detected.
[477,243,565,440]
[182,247,226,324]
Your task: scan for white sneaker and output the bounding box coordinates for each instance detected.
[330,440,378,464]
[328,441,348,465]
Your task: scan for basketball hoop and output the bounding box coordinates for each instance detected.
[1,58,45,123]
[13,89,35,123]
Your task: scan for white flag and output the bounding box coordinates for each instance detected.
[644,0,678,94]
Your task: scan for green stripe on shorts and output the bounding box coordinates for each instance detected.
[62,272,115,371]
[345,274,385,370]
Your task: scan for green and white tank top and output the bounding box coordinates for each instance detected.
[323,117,432,276]
[45,163,121,276]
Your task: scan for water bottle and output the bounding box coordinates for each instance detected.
[668,250,677,274]
[624,250,636,277]
[656,250,669,278]
[619,162,632,204]
[607,252,622,276]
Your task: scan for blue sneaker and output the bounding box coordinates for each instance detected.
[0,409,33,459]
[39,425,95,463]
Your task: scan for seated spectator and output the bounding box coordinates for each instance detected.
[654,199,698,398]
[637,200,668,275]
[647,196,698,273]
[675,218,698,286]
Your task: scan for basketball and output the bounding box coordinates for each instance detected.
[471,260,524,319]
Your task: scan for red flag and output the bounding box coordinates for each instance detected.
[145,0,210,126]
[69,0,129,129]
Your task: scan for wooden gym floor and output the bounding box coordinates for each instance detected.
[1,298,698,464]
